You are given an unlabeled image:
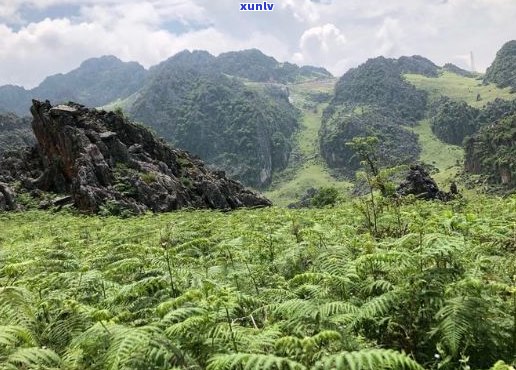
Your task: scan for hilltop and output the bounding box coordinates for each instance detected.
[0,56,147,116]
[484,40,516,90]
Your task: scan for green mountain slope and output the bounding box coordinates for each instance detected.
[127,55,300,188]
[0,113,34,154]
[319,56,429,177]
[265,79,352,205]
[0,56,147,116]
[484,40,516,90]
[405,68,515,189]
[123,50,334,189]
[404,71,513,108]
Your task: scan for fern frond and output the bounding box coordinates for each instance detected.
[312,349,424,370]
[0,286,35,326]
[103,325,163,370]
[318,301,359,319]
[156,289,204,316]
[165,314,211,338]
[431,296,484,356]
[207,353,306,370]
[114,276,168,303]
[160,306,207,326]
[355,289,403,323]
[6,347,61,368]
[0,325,36,347]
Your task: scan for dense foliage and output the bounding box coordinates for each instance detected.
[0,56,147,116]
[429,97,480,145]
[0,194,514,370]
[318,56,436,176]
[477,98,516,125]
[465,114,516,189]
[484,40,516,90]
[217,49,332,83]
[0,113,34,154]
[327,56,429,124]
[320,107,421,175]
[149,50,332,85]
[397,56,439,78]
[129,60,300,188]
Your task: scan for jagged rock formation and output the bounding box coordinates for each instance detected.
[397,164,454,200]
[0,100,271,213]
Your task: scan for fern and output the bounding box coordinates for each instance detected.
[0,325,36,348]
[431,295,486,357]
[207,353,306,370]
[312,349,424,370]
[6,347,61,368]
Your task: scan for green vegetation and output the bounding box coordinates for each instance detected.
[329,56,429,124]
[320,108,421,174]
[0,113,34,154]
[1,193,515,369]
[404,71,514,108]
[429,97,480,145]
[319,56,434,178]
[216,49,332,83]
[265,80,351,205]
[409,120,463,185]
[465,114,516,189]
[129,66,300,188]
[484,40,516,90]
[310,186,339,207]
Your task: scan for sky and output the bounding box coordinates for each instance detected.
[1,0,515,88]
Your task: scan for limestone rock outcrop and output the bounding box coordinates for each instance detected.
[1,100,271,213]
[397,164,454,201]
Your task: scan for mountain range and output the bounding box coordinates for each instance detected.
[0,41,514,197]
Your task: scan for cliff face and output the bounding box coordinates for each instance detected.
[464,114,516,189]
[0,100,271,213]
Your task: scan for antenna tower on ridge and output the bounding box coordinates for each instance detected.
[470,51,476,72]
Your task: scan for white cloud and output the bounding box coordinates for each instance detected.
[1,0,516,86]
[375,17,406,57]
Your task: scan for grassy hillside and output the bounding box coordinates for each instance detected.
[265,79,352,205]
[409,119,463,185]
[404,71,514,108]
[405,70,515,188]
[1,194,514,369]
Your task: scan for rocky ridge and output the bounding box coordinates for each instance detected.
[0,100,271,213]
